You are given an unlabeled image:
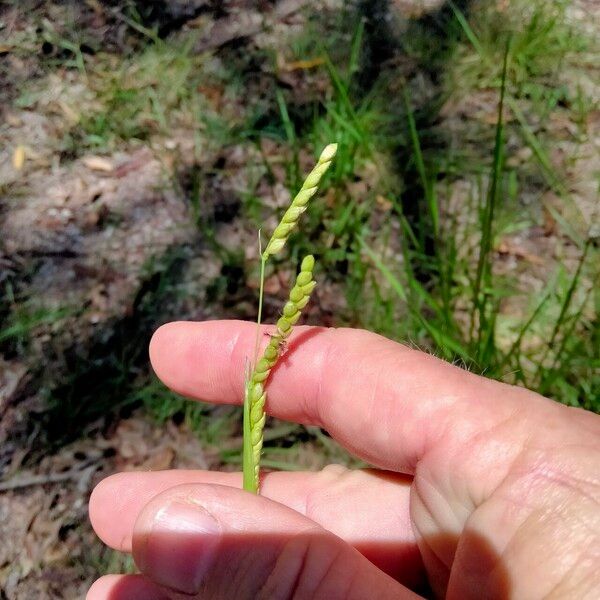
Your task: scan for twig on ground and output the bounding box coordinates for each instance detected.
[0,463,98,492]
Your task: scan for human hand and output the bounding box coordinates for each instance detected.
[88,321,600,599]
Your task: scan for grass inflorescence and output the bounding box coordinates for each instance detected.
[242,145,337,493]
[243,255,317,492]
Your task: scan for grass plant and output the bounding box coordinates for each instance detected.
[358,9,598,409]
[253,2,597,412]
[242,144,337,493]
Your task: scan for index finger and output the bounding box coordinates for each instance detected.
[149,320,541,472]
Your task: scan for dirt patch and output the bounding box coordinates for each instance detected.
[0,413,225,599]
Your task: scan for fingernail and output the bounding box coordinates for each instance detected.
[136,500,221,595]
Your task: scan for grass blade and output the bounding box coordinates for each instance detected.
[470,39,509,357]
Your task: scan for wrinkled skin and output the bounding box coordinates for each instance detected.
[88,321,600,599]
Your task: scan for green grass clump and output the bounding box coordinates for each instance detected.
[357,14,599,410]
[129,377,207,431]
[449,0,588,95]
[80,35,201,147]
[245,1,598,412]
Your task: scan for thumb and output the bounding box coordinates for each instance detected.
[131,483,420,599]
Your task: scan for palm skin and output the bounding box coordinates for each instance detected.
[88,321,600,599]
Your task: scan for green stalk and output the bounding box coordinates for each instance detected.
[242,377,255,492]
[469,39,510,357]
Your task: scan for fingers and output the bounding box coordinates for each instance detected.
[87,575,168,600]
[127,483,421,599]
[150,321,545,472]
[89,468,423,586]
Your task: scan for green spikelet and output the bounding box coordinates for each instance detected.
[262,144,337,259]
[242,255,316,493]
